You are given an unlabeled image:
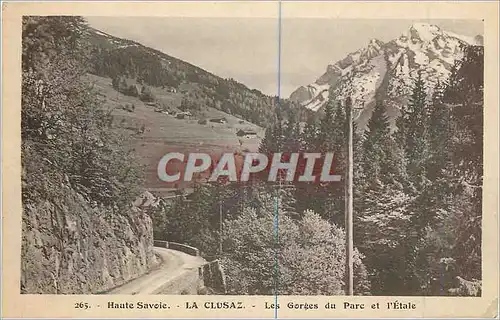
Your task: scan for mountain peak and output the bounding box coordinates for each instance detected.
[289,22,476,123]
[408,22,442,42]
[410,22,440,31]
[368,38,384,49]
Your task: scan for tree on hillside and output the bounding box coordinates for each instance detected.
[140,85,156,102]
[361,100,392,183]
[400,71,432,188]
[112,76,120,90]
[293,116,322,215]
[426,81,452,181]
[259,103,284,155]
[282,110,302,153]
[301,116,319,151]
[356,181,414,295]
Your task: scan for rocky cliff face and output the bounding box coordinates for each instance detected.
[21,188,156,294]
[289,23,482,128]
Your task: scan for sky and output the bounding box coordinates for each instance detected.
[85,17,483,98]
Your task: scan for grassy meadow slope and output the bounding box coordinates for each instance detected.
[85,74,264,194]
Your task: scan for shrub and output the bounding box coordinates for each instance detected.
[221,206,370,295]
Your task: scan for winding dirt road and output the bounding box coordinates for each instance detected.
[108,247,206,294]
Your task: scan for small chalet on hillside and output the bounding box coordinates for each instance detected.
[236,129,258,137]
[176,111,192,119]
[209,117,227,124]
[130,84,142,96]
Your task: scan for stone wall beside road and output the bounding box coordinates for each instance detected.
[153,240,226,294]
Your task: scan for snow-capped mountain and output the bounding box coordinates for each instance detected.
[289,23,483,127]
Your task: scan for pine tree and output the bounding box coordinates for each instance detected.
[426,81,451,181]
[282,110,302,153]
[403,71,432,188]
[359,100,405,190]
[259,99,284,155]
[301,116,319,151]
[361,100,391,183]
[294,116,320,215]
[317,99,338,153]
[258,125,276,154]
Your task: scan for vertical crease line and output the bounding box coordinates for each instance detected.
[274,1,282,319]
